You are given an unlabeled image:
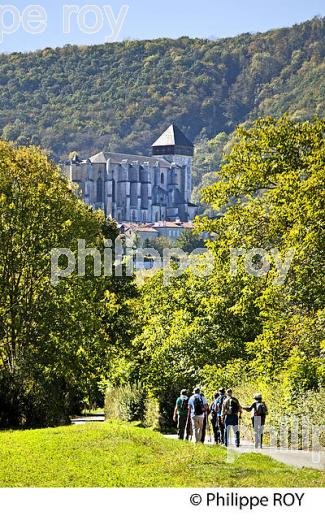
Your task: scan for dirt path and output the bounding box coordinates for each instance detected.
[164,434,325,471]
[71,414,105,425]
[238,439,325,471]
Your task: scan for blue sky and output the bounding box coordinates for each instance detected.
[0,0,324,53]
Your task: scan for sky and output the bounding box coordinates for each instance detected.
[0,0,324,53]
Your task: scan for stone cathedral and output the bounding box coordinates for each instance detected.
[64,124,197,223]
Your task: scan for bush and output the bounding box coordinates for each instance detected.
[105,385,147,423]
[0,370,78,428]
[292,388,325,448]
[104,386,171,431]
[0,372,22,428]
[143,397,161,430]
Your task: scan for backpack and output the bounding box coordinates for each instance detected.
[227,397,239,415]
[193,395,205,415]
[180,396,188,413]
[216,395,226,414]
[210,401,217,419]
[254,401,267,416]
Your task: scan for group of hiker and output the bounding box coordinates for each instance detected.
[173,387,268,448]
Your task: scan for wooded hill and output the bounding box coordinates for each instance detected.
[0,17,324,171]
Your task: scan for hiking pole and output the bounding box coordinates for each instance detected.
[207,412,212,443]
[189,410,193,442]
[238,414,242,448]
[184,409,190,441]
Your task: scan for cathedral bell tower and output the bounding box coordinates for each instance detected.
[151,124,194,210]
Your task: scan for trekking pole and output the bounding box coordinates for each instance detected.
[207,412,212,443]
[184,414,188,441]
[184,409,190,441]
[238,414,242,448]
[189,410,193,442]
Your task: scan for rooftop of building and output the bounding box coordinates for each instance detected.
[153,221,194,229]
[120,221,195,232]
[152,124,194,148]
[89,151,172,168]
[67,124,194,166]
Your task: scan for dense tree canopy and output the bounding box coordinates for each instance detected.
[131,117,324,423]
[0,141,136,426]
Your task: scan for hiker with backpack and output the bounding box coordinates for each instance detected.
[188,387,208,443]
[173,389,190,440]
[200,390,210,443]
[221,389,242,448]
[215,388,226,443]
[210,392,220,443]
[243,393,268,448]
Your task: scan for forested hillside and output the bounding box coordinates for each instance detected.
[0,17,324,168]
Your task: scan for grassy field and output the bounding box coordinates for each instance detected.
[0,421,324,487]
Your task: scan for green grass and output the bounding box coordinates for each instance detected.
[0,421,324,487]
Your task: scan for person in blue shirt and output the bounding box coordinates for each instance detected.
[188,387,208,443]
[216,388,226,443]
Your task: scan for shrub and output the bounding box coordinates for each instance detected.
[104,386,171,431]
[21,377,79,427]
[0,370,77,428]
[105,385,147,423]
[143,397,161,430]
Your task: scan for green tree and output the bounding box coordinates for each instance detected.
[0,141,136,427]
[175,229,206,252]
[199,116,325,390]
[147,236,174,256]
[132,117,324,422]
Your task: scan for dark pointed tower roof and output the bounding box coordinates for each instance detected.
[152,124,194,157]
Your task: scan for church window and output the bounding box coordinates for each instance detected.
[96,177,103,203]
[161,172,164,185]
